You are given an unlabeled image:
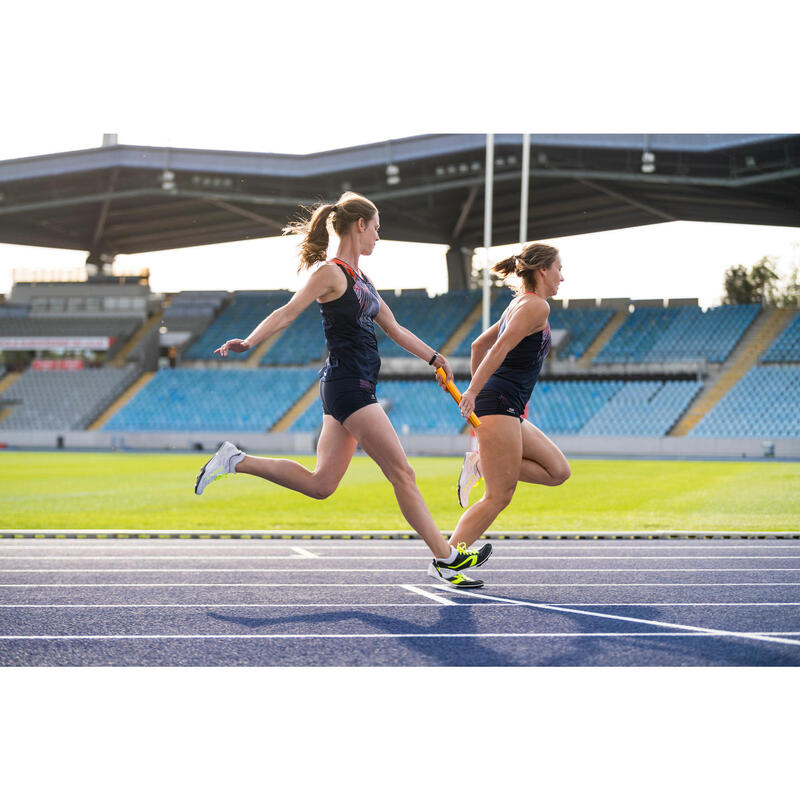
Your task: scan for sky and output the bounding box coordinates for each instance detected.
[2,3,799,311]
[3,2,799,789]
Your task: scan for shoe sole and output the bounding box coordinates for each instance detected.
[194,453,224,495]
[427,564,485,589]
[428,572,484,589]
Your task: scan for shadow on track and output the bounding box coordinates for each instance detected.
[205,606,531,666]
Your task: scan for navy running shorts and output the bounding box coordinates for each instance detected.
[474,387,524,421]
[320,378,378,424]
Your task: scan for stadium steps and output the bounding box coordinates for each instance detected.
[579,310,628,367]
[108,308,163,366]
[271,380,320,432]
[0,371,22,396]
[669,306,794,436]
[0,373,22,423]
[441,297,484,356]
[246,331,283,367]
[87,372,156,430]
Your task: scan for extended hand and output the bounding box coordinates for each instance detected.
[214,339,251,357]
[459,389,476,419]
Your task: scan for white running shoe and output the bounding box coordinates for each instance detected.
[194,441,244,495]
[457,451,482,508]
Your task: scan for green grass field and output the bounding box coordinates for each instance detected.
[2,451,799,531]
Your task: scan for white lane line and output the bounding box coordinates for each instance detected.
[3,567,800,573]
[399,585,458,605]
[2,581,800,588]
[3,554,800,560]
[0,603,456,608]
[1,632,799,641]
[431,585,800,648]
[0,602,798,609]
[289,547,319,559]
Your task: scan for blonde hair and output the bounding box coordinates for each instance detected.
[492,243,559,294]
[283,191,379,271]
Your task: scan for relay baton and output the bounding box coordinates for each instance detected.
[436,368,481,428]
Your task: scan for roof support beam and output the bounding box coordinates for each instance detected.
[451,184,478,241]
[203,198,285,233]
[576,178,678,222]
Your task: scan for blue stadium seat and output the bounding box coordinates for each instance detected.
[689,365,800,438]
[762,311,800,363]
[183,292,292,361]
[595,305,760,364]
[103,367,318,432]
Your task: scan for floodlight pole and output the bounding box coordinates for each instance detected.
[520,132,530,245]
[482,133,494,332]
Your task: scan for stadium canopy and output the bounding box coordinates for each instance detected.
[1,133,798,289]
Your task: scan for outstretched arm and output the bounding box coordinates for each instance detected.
[215,264,345,357]
[374,298,454,384]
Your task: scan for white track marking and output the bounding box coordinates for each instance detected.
[3,567,800,573]
[289,547,318,559]
[0,603,456,608]
[0,602,798,609]
[2,581,800,588]
[1,632,799,641]
[3,554,800,560]
[399,585,458,605]
[430,585,800,647]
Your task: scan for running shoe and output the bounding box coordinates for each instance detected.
[194,441,244,495]
[457,451,482,508]
[427,560,485,589]
[433,541,492,572]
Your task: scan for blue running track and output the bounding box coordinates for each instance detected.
[1,536,799,666]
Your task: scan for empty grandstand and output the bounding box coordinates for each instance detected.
[0,365,140,430]
[103,367,319,432]
[690,365,800,438]
[374,289,481,359]
[183,291,292,361]
[594,304,761,364]
[762,311,800,362]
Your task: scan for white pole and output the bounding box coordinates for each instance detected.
[520,132,530,245]
[482,133,494,331]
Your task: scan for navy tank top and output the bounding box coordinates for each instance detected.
[318,258,382,384]
[484,307,552,412]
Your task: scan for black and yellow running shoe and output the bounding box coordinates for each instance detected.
[434,541,492,572]
[427,560,485,589]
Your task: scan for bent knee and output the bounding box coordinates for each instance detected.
[485,487,516,510]
[309,479,339,500]
[551,464,571,486]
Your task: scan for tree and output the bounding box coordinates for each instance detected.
[722,255,798,306]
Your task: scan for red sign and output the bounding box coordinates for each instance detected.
[32,359,85,371]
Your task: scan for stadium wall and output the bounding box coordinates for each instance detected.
[1,430,798,459]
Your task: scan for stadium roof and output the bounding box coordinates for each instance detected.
[0,133,798,263]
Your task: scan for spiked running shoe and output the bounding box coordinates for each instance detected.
[427,560,484,589]
[457,451,482,508]
[434,541,492,573]
[194,441,244,495]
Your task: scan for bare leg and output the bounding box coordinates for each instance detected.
[343,403,451,559]
[235,414,357,499]
[518,419,571,486]
[449,415,522,549]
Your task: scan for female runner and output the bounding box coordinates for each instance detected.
[451,243,571,553]
[194,192,491,587]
